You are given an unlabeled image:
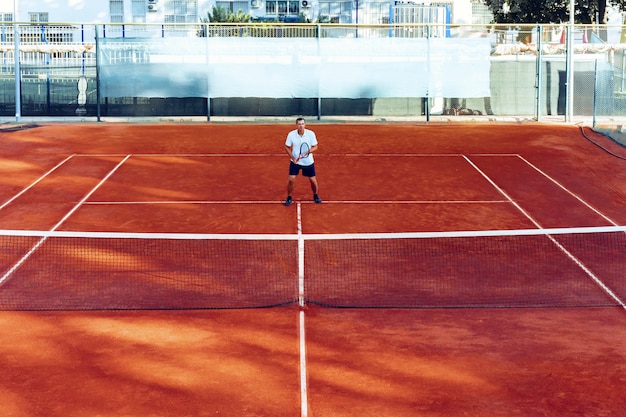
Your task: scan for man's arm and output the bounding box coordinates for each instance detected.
[285,145,295,162]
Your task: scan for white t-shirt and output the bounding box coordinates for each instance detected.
[285,129,317,166]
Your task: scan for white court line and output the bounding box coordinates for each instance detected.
[469,153,522,157]
[299,310,308,417]
[0,155,75,211]
[82,199,510,205]
[297,202,305,306]
[465,157,542,227]
[463,154,626,310]
[515,155,619,226]
[72,153,466,157]
[74,153,285,157]
[75,153,509,207]
[339,153,464,157]
[296,202,309,417]
[0,155,132,287]
[49,155,132,231]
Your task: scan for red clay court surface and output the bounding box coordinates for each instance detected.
[1,122,626,417]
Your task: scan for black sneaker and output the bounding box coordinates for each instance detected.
[284,196,293,206]
[313,194,322,204]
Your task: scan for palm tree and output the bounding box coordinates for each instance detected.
[202,6,251,23]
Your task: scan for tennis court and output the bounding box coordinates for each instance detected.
[1,121,626,417]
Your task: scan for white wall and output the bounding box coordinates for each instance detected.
[1,0,477,25]
[451,0,471,25]
[0,0,108,22]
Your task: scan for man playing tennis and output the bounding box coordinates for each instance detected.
[284,117,322,206]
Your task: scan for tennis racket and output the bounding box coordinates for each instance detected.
[295,142,310,163]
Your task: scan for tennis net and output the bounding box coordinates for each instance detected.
[0,226,625,310]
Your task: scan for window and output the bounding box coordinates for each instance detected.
[0,13,14,42]
[265,0,299,16]
[288,1,299,14]
[359,2,388,24]
[29,13,49,23]
[164,0,198,23]
[34,28,74,43]
[216,1,250,13]
[471,0,493,25]
[132,0,146,23]
[110,0,124,23]
[318,0,351,23]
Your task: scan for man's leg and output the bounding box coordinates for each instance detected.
[309,177,322,203]
[285,175,296,206]
[309,176,318,194]
[287,175,296,195]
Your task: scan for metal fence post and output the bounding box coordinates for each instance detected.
[535,24,542,121]
[206,23,210,122]
[317,23,321,120]
[566,9,574,122]
[13,20,20,121]
[425,25,430,122]
[95,24,101,122]
[593,59,598,128]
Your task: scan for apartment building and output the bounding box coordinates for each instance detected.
[1,0,492,27]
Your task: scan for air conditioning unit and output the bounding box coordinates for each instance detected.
[251,0,261,8]
[301,0,310,7]
[148,4,158,12]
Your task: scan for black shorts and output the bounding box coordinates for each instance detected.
[289,161,316,177]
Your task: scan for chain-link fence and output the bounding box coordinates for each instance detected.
[1,22,626,126]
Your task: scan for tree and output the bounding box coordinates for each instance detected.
[197,6,252,37]
[201,6,251,23]
[483,0,620,24]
